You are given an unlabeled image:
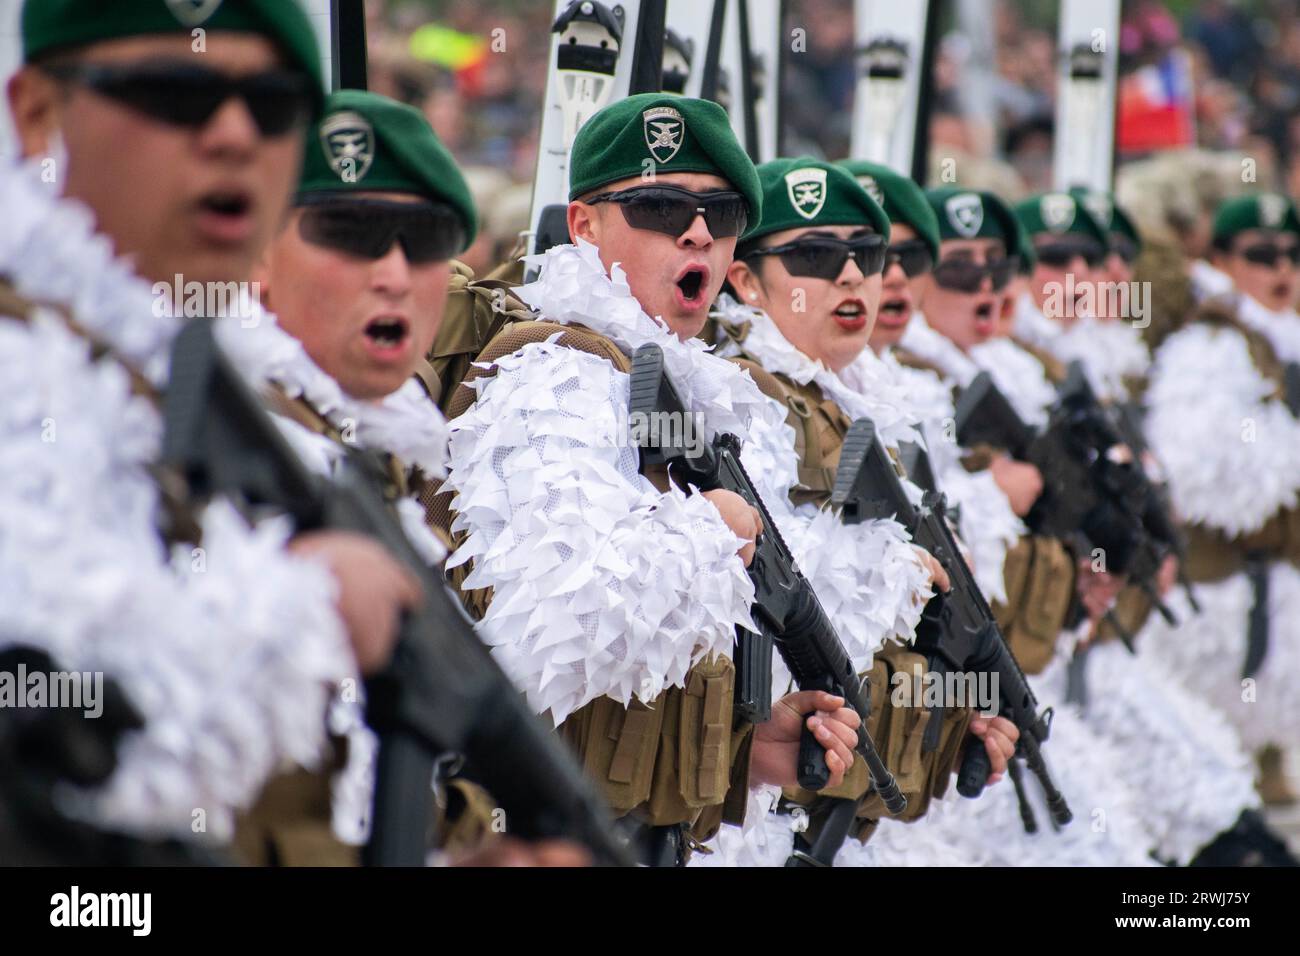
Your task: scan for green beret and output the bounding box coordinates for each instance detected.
[298,90,477,249]
[925,187,1027,260]
[1068,187,1143,254]
[22,0,323,101]
[569,93,761,223]
[838,159,939,263]
[742,157,890,247]
[1212,193,1300,244]
[1014,192,1109,249]
[1015,217,1037,274]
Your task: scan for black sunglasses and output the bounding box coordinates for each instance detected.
[931,255,1017,293]
[745,234,888,280]
[1034,238,1106,270]
[1110,233,1139,266]
[584,185,749,238]
[295,195,465,264]
[885,239,933,277]
[43,61,315,137]
[1238,241,1300,268]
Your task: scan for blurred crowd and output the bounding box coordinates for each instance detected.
[368,0,1300,272]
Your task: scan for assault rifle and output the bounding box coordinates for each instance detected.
[832,419,1072,826]
[160,320,634,867]
[628,343,905,865]
[954,365,1178,648]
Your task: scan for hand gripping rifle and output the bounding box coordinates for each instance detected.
[832,419,1072,827]
[160,320,634,867]
[627,344,905,851]
[954,366,1179,650]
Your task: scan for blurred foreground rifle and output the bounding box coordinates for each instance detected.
[0,646,224,865]
[628,343,905,867]
[954,364,1178,649]
[160,320,633,867]
[832,420,1071,829]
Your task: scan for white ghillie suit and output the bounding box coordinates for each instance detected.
[689,296,942,867]
[440,240,768,728]
[214,313,454,845]
[1139,293,1300,765]
[1039,314,1151,405]
[1013,298,1261,862]
[0,163,355,843]
[887,311,1161,865]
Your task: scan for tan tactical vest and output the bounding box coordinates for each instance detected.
[704,320,975,839]
[427,313,755,842]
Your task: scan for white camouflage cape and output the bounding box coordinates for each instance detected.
[0,161,355,842]
[442,240,771,726]
[1139,291,1300,753]
[214,313,455,846]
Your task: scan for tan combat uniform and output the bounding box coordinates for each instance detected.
[424,300,756,861]
[707,320,974,844]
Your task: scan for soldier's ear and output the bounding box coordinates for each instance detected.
[568,199,601,246]
[7,67,66,161]
[726,258,763,306]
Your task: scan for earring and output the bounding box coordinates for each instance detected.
[747,291,758,300]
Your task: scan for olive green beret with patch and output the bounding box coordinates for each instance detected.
[1069,187,1143,254]
[1014,192,1109,249]
[298,90,477,248]
[568,93,762,223]
[22,0,324,101]
[742,157,890,247]
[925,187,1026,260]
[1212,193,1300,244]
[838,159,939,262]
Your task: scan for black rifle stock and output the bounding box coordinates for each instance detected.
[160,319,633,867]
[627,343,906,824]
[832,419,1072,825]
[954,366,1178,648]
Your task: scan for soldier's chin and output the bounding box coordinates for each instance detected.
[158,246,255,290]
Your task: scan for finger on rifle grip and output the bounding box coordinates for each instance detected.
[956,734,992,799]
[797,716,831,791]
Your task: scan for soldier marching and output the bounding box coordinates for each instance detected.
[0,0,1297,871]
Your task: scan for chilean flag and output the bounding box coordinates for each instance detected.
[1118,49,1196,154]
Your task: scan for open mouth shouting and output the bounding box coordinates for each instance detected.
[673,263,711,312]
[362,314,411,362]
[195,188,255,246]
[972,298,998,338]
[832,298,869,332]
[876,294,910,329]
